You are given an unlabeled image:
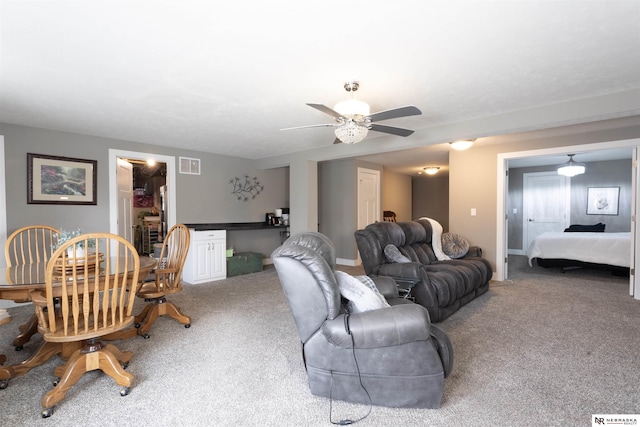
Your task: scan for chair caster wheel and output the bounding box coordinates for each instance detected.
[120,387,131,396]
[0,379,9,389]
[15,346,23,351]
[122,362,129,370]
[53,377,60,387]
[42,407,54,418]
[142,334,150,339]
[134,323,140,328]
[184,324,190,329]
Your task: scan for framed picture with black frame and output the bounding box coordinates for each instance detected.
[27,153,97,205]
[586,186,619,215]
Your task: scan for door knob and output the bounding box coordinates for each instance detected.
[528,218,534,222]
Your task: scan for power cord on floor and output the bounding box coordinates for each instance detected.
[329,314,372,425]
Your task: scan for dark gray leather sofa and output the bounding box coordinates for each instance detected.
[272,231,453,409]
[355,219,492,322]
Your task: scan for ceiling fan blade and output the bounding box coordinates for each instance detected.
[369,123,415,137]
[307,103,344,119]
[368,106,422,122]
[280,123,336,131]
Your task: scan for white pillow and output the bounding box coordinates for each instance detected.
[335,271,390,313]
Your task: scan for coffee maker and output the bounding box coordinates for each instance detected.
[265,212,274,226]
[266,208,289,226]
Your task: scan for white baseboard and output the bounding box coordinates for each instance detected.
[508,249,526,256]
[336,258,359,266]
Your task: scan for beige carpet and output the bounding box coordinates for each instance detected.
[0,256,638,426]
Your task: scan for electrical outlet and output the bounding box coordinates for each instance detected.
[471,208,477,216]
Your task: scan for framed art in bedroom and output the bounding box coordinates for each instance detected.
[27,153,97,205]
[586,186,619,215]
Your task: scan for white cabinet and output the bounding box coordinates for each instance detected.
[183,229,226,284]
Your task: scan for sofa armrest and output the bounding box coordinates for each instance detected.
[466,246,482,257]
[429,324,454,377]
[370,275,399,299]
[322,304,432,349]
[377,261,424,282]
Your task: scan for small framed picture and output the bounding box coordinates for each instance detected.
[28,153,97,205]
[586,187,619,215]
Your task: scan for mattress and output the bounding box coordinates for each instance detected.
[526,232,631,268]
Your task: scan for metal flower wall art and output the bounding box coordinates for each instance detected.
[230,174,264,201]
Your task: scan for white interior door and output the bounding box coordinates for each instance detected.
[631,148,639,298]
[523,172,570,252]
[502,164,509,279]
[116,158,134,243]
[357,168,380,229]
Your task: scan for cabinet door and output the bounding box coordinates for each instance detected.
[192,240,212,281]
[210,239,226,279]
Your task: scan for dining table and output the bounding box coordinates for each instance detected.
[0,255,157,388]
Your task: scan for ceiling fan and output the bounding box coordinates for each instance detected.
[281,81,422,144]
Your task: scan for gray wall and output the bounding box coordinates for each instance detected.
[318,159,384,261]
[381,169,412,222]
[412,173,449,231]
[1,123,289,257]
[508,158,632,251]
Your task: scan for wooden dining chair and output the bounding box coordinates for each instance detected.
[383,211,397,222]
[30,233,140,418]
[5,225,59,267]
[134,223,191,338]
[4,225,60,350]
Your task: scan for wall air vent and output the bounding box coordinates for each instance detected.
[179,157,200,175]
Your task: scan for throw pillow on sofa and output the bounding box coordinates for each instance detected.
[384,244,411,263]
[441,232,470,259]
[335,271,390,313]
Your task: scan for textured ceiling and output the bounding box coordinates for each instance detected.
[1,1,639,173]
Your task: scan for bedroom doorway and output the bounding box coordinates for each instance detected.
[496,138,640,300]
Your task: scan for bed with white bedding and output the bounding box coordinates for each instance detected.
[526,231,631,274]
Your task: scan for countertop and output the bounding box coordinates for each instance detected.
[184,222,288,231]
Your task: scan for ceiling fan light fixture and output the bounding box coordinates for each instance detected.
[557,154,586,177]
[450,139,475,150]
[423,166,440,175]
[334,120,369,144]
[334,99,370,118]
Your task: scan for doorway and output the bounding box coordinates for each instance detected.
[356,167,380,265]
[108,149,176,251]
[122,158,168,253]
[496,138,640,299]
[357,167,381,230]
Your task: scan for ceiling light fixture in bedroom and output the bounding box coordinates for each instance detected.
[423,167,440,175]
[557,154,586,177]
[449,139,475,150]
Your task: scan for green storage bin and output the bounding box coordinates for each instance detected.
[226,252,264,277]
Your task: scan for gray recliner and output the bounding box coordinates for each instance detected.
[271,232,453,409]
